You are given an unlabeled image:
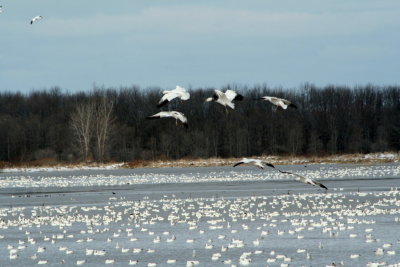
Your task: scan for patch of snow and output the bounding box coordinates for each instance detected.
[364,152,398,159]
[1,163,124,173]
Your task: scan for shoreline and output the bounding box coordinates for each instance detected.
[0,152,399,173]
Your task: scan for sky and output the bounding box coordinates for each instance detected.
[0,0,399,93]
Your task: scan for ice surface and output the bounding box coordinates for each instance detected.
[1,164,400,266]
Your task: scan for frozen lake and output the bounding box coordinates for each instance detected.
[1,164,400,266]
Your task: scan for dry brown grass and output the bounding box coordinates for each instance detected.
[1,152,398,170]
[122,152,400,168]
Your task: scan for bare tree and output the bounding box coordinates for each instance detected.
[70,102,95,162]
[2,85,400,162]
[93,95,114,162]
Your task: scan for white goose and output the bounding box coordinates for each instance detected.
[157,85,190,108]
[30,16,43,24]
[205,89,243,110]
[278,170,328,190]
[147,111,188,128]
[233,158,275,169]
[257,96,297,110]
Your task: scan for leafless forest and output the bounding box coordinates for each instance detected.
[0,84,399,163]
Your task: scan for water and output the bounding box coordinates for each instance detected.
[1,164,400,266]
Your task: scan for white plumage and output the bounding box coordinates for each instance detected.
[233,158,275,169]
[257,96,297,110]
[157,85,190,108]
[278,170,328,190]
[206,89,243,110]
[147,111,188,128]
[30,16,43,24]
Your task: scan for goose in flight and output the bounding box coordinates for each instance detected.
[233,158,275,169]
[257,96,297,110]
[30,16,43,24]
[206,89,244,111]
[147,111,188,128]
[157,85,190,108]
[278,170,328,190]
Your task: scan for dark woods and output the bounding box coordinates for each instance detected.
[0,84,399,163]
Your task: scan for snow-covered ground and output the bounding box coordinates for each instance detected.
[0,163,125,173]
[0,163,399,190]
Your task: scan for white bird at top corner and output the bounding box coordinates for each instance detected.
[30,15,43,24]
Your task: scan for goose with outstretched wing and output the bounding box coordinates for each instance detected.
[206,89,243,111]
[157,85,190,108]
[257,96,297,110]
[233,158,275,169]
[147,111,188,128]
[278,170,328,190]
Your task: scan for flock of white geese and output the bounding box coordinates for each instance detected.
[147,85,326,191]
[0,8,320,191]
[1,185,400,266]
[2,9,400,266]
[147,85,297,128]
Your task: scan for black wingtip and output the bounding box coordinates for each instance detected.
[157,100,168,108]
[289,103,298,109]
[234,94,244,101]
[233,162,241,167]
[183,123,189,128]
[266,163,275,168]
[320,183,328,190]
[146,116,158,120]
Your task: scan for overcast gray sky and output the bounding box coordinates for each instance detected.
[0,0,399,92]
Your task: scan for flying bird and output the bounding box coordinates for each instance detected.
[205,89,243,111]
[233,158,275,169]
[0,6,3,13]
[157,85,190,108]
[30,16,43,24]
[278,170,328,190]
[257,96,297,110]
[147,111,188,128]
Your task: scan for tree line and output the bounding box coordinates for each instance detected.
[0,84,399,163]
